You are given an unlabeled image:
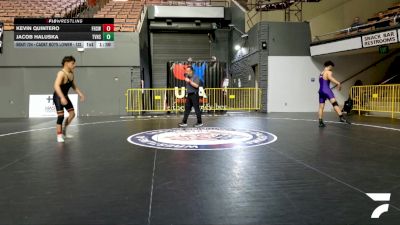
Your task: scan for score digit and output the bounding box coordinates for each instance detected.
[102,24,114,32]
[103,32,114,41]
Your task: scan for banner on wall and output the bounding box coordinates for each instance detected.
[165,61,229,111]
[29,94,78,118]
[167,61,228,89]
[0,22,4,54]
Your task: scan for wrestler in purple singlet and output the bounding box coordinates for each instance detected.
[318,73,335,103]
[318,61,350,127]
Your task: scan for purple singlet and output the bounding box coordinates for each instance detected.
[318,73,335,103]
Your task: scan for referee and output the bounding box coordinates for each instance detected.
[179,66,203,127]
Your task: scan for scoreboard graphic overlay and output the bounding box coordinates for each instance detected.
[14,18,114,48]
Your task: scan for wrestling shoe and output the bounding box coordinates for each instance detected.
[178,123,188,127]
[57,134,65,143]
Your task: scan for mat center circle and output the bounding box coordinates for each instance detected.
[127,127,277,150]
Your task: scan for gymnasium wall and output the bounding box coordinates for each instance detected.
[313,51,399,104]
[230,23,269,111]
[230,21,311,112]
[210,29,230,65]
[309,0,399,38]
[243,0,398,37]
[0,32,141,118]
[268,52,398,113]
[231,15,395,113]
[268,56,320,112]
[265,22,314,113]
[139,9,152,88]
[230,0,246,66]
[244,0,349,32]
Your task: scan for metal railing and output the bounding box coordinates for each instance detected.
[350,84,400,118]
[126,88,262,113]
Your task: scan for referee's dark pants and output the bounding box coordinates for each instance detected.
[182,92,202,124]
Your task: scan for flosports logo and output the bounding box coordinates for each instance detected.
[367,193,391,219]
[127,127,277,150]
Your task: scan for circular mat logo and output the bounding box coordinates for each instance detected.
[127,127,277,150]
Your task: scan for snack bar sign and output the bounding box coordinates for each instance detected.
[362,30,398,48]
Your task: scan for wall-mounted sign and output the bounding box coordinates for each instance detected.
[362,30,398,48]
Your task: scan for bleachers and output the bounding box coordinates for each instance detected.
[363,2,400,30]
[315,2,400,41]
[93,0,143,32]
[0,0,86,30]
[0,0,223,32]
[93,0,219,32]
